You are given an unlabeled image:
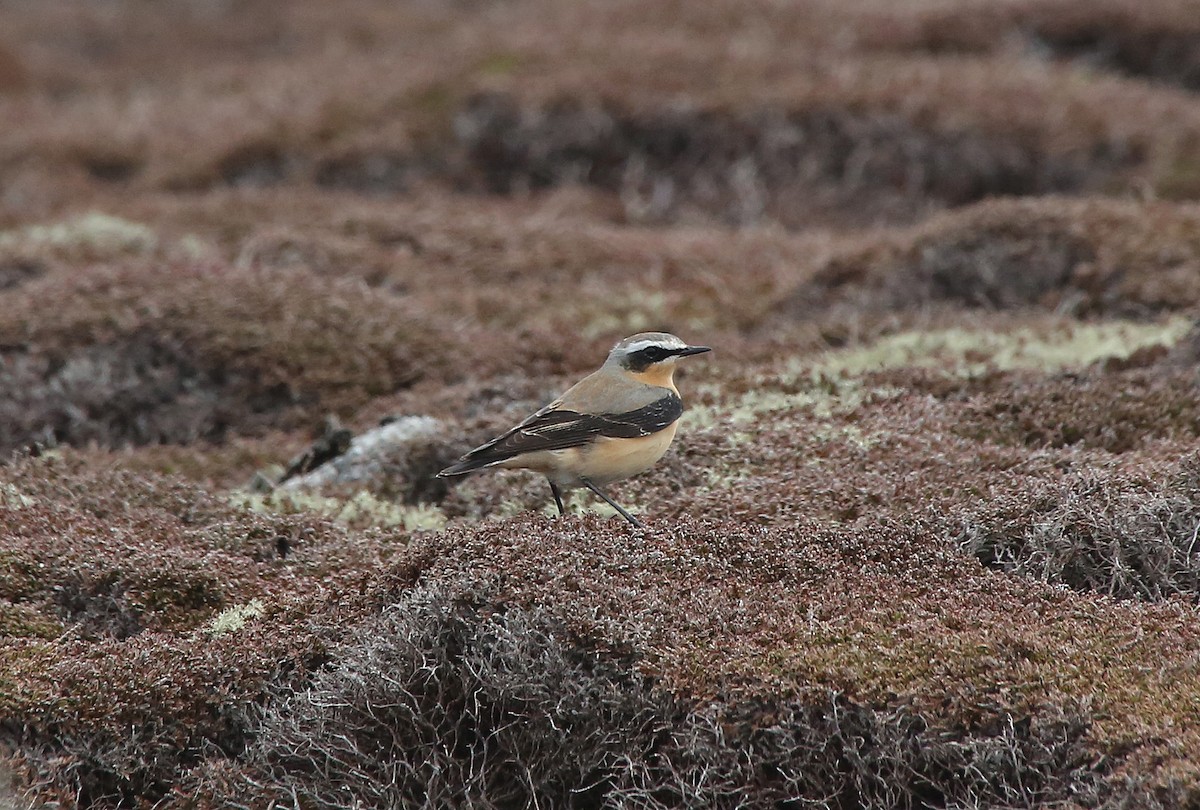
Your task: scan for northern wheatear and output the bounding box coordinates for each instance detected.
[437,332,710,527]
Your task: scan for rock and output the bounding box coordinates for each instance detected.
[280,415,455,502]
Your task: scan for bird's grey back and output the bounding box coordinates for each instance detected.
[556,366,675,414]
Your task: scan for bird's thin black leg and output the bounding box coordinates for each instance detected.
[549,481,566,517]
[580,478,644,528]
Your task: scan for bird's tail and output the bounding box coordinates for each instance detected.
[436,457,495,478]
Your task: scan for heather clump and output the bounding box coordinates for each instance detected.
[956,453,1200,601]
[188,588,1104,809]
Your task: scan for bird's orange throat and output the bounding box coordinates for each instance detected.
[628,362,678,392]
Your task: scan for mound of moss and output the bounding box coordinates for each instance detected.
[0,259,461,452]
[785,198,1200,318]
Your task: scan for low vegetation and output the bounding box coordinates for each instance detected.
[3,0,1200,806]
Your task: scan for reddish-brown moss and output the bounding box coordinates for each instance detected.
[948,367,1200,452]
[0,456,411,805]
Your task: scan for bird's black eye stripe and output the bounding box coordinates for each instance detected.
[623,345,674,370]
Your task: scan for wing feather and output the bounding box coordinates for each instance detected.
[438,394,683,476]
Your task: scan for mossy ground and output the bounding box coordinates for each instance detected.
[4,0,1200,807]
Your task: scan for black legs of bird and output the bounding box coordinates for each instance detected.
[548,477,644,528]
[549,481,566,517]
[580,478,644,528]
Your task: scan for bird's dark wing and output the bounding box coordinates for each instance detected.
[438,394,683,476]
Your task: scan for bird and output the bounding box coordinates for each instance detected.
[437,332,711,527]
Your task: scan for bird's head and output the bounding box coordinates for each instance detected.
[606,332,711,386]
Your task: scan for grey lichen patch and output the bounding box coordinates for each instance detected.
[205,599,265,637]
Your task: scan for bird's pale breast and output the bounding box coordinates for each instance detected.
[567,420,680,485]
[500,420,680,487]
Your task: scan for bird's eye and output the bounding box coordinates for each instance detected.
[645,347,668,362]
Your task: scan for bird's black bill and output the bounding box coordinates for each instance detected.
[675,345,711,357]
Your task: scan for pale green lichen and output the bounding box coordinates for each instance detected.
[580,290,713,339]
[206,599,265,636]
[0,484,35,509]
[801,317,1191,380]
[681,318,1193,493]
[393,502,449,531]
[698,464,755,492]
[687,381,904,432]
[233,490,446,531]
[581,292,671,339]
[0,212,158,260]
[689,317,1191,433]
[176,233,218,260]
[810,423,879,450]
